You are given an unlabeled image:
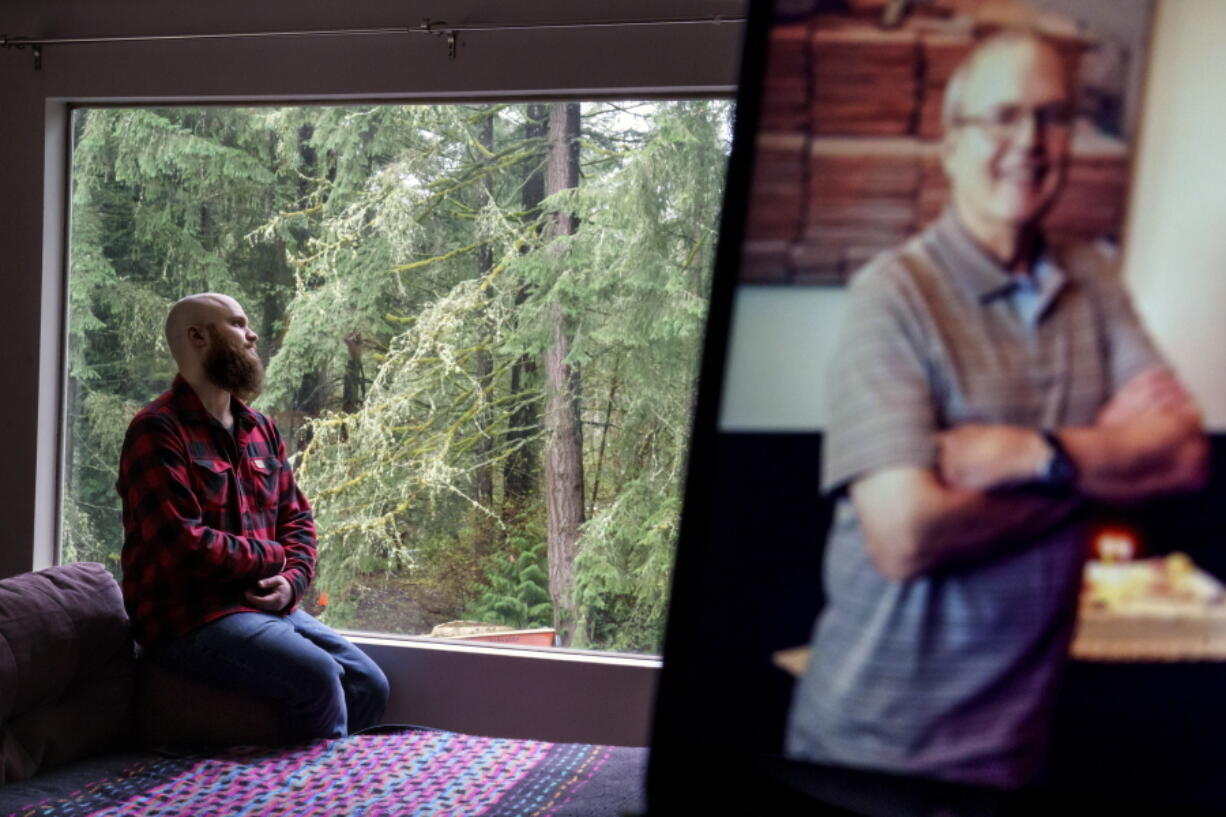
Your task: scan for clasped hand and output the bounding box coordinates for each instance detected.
[245,574,293,611]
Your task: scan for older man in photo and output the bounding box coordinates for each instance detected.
[785,30,1207,788]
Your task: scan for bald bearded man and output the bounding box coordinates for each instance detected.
[116,293,388,742]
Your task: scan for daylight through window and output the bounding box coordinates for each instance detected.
[62,101,730,654]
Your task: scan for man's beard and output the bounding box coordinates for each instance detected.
[203,325,265,401]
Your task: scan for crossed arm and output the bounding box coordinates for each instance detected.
[854,368,1209,582]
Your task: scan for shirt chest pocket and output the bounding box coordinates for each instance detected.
[247,457,282,509]
[934,341,1045,427]
[939,312,1110,428]
[944,369,1044,426]
[190,457,233,511]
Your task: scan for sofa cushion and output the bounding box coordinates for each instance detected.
[0,562,135,783]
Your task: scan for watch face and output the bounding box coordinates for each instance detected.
[1042,432,1078,488]
[1049,452,1077,487]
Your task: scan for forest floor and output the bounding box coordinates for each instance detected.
[302,573,462,636]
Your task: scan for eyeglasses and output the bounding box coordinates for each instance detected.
[951,102,1076,141]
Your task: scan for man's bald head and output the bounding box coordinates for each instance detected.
[941,30,1075,131]
[164,292,263,399]
[938,28,1076,251]
[165,293,241,368]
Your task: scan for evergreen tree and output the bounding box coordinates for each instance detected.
[467,534,552,630]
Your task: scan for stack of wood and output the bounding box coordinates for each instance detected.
[917,144,949,228]
[740,241,794,284]
[918,32,975,138]
[745,134,807,242]
[1046,124,1131,244]
[741,133,808,283]
[798,138,921,281]
[811,23,918,137]
[760,24,812,132]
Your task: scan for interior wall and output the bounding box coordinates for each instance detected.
[718,287,842,431]
[720,0,1226,433]
[1120,0,1226,429]
[360,639,659,746]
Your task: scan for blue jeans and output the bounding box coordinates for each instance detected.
[152,609,390,741]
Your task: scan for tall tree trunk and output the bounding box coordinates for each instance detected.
[341,332,364,413]
[473,107,496,559]
[543,102,584,646]
[502,103,549,517]
[287,121,323,447]
[588,353,622,517]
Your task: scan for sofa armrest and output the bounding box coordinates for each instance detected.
[0,563,135,783]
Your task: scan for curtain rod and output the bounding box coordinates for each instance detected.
[1,15,745,63]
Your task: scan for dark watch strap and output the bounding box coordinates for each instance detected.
[1039,429,1078,491]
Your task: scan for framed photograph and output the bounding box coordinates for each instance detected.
[646,2,1226,815]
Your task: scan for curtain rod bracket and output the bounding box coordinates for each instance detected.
[417,17,456,59]
[0,36,41,71]
[419,18,450,34]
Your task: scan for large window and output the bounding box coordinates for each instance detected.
[63,100,730,654]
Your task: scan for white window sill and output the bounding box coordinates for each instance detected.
[345,630,663,669]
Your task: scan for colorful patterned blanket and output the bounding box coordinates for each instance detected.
[2,730,646,817]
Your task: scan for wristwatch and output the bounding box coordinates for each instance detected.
[1037,429,1078,491]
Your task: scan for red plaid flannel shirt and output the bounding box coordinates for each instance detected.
[116,375,317,647]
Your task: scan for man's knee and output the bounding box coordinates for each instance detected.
[359,660,389,705]
[346,654,390,732]
[287,655,347,739]
[294,651,345,699]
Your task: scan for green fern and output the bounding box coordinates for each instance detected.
[467,537,552,630]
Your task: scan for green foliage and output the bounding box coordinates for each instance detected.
[467,533,553,631]
[574,484,681,652]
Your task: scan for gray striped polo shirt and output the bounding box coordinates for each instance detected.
[785,209,1164,788]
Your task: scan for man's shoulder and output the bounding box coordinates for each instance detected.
[845,233,942,309]
[852,229,936,280]
[127,389,181,432]
[119,392,188,471]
